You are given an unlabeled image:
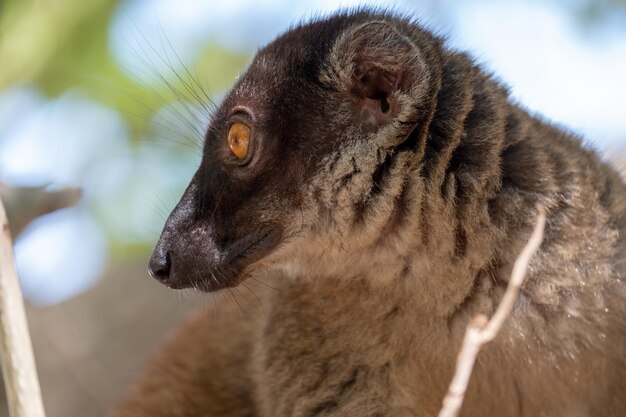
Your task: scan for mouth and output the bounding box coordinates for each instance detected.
[224,227,282,267]
[183,227,282,292]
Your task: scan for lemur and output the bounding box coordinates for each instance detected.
[113,10,626,417]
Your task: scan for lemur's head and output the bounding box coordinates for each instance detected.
[149,11,443,291]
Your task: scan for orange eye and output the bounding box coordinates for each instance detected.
[227,122,251,159]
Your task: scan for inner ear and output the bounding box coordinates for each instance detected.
[352,62,402,127]
[332,21,421,129]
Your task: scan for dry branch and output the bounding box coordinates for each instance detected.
[438,206,547,417]
[0,200,46,417]
[0,183,81,237]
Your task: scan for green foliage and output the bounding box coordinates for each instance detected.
[0,0,250,142]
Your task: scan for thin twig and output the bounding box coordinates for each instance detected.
[438,205,546,417]
[0,200,46,417]
[0,183,81,237]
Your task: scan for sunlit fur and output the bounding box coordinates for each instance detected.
[113,10,626,417]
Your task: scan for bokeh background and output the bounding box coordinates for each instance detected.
[0,0,625,415]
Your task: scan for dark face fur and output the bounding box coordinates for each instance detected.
[148,13,444,291]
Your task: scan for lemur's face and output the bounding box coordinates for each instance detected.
[149,13,439,291]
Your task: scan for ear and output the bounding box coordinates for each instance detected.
[329,21,424,128]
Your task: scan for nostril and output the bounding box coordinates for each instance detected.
[148,250,172,282]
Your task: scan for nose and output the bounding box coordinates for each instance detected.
[148,247,172,283]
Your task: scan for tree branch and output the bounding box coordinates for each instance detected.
[0,199,46,417]
[438,206,547,417]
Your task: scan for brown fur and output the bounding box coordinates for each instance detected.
[113,10,626,417]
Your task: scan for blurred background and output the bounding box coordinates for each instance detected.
[0,0,625,415]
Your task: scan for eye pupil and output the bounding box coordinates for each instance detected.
[228,122,250,160]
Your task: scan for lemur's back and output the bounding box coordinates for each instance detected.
[113,10,626,417]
